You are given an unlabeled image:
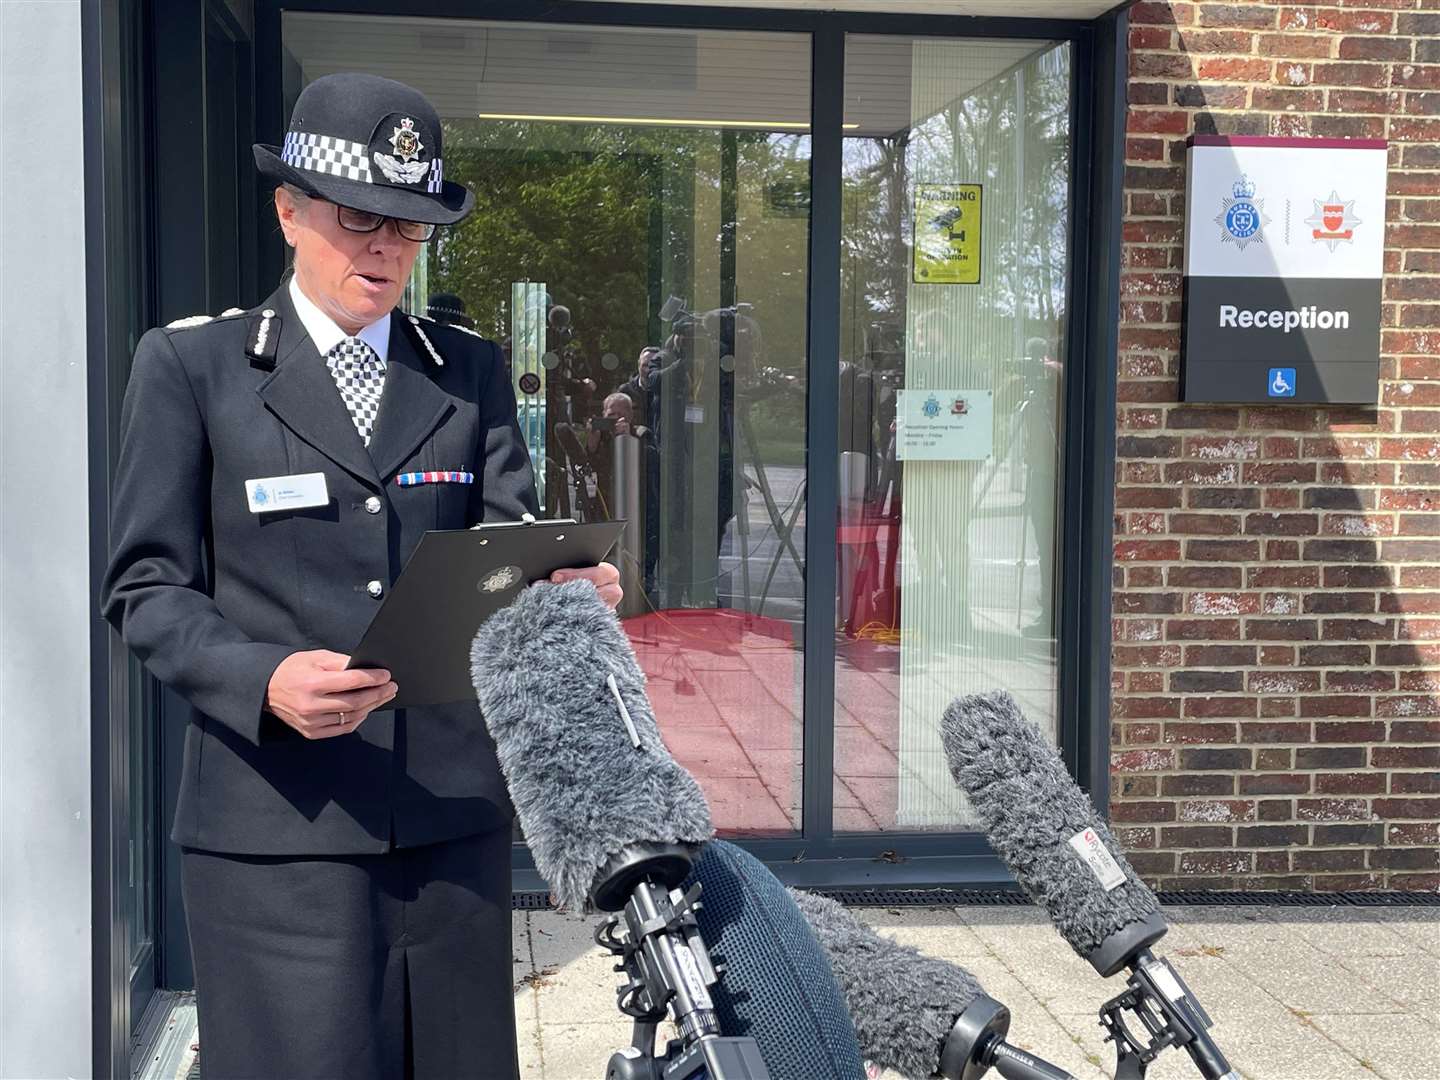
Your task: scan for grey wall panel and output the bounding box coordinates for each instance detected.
[0,3,93,1078]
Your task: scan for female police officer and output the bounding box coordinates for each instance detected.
[101,73,619,1079]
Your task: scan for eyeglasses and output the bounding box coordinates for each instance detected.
[335,204,437,243]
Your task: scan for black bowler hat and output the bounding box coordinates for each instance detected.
[253,72,472,225]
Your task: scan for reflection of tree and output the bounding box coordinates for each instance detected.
[423,122,812,388]
[425,121,811,457]
[841,43,1071,363]
[429,127,655,355]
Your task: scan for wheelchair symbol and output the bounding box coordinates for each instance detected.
[1268,368,1296,398]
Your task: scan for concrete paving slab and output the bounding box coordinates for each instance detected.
[1193,999,1370,1080]
[1280,917,1414,959]
[1335,953,1439,1012]
[849,904,970,928]
[965,921,1111,1007]
[1308,1011,1440,1080]
[1383,918,1440,960]
[529,943,625,1024]
[514,1006,545,1080]
[868,919,990,960]
[532,1020,633,1079]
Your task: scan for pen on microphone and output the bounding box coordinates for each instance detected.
[607,672,643,749]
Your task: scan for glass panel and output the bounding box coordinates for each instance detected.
[283,15,811,837]
[835,35,1072,831]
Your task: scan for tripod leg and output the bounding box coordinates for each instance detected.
[738,411,804,574]
[758,480,806,613]
[736,476,754,611]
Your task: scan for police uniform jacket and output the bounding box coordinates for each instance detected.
[101,281,538,855]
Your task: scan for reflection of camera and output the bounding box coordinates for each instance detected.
[590,416,617,434]
[659,295,765,384]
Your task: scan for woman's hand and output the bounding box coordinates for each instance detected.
[265,650,397,739]
[550,563,622,610]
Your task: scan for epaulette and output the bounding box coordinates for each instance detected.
[246,307,280,371]
[401,313,445,368]
[166,314,214,329]
[165,307,248,330]
[443,321,485,340]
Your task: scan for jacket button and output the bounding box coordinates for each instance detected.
[364,496,382,515]
[366,579,384,599]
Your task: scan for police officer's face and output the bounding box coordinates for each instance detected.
[276,188,421,334]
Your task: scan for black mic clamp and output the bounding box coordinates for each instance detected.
[594,843,771,1080]
[1098,949,1238,1080]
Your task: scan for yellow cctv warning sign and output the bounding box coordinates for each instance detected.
[914,183,982,284]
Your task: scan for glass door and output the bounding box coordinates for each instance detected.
[283,14,813,836]
[834,35,1074,831]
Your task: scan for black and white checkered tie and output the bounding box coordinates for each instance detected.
[326,337,386,446]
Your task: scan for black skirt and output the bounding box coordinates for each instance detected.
[181,827,518,1080]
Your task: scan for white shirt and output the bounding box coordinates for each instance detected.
[289,275,391,365]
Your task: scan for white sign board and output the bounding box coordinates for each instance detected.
[1182,136,1386,404]
[895,389,993,461]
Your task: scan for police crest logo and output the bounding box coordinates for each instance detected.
[1305,189,1361,252]
[479,566,521,593]
[922,394,941,419]
[391,117,422,161]
[1214,174,1270,251]
[373,115,431,185]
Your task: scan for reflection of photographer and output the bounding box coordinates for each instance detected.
[555,394,652,523]
[619,345,664,431]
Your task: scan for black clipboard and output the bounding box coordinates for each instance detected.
[347,518,627,708]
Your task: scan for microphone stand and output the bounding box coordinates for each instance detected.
[1097,948,1237,1080]
[591,842,771,1080]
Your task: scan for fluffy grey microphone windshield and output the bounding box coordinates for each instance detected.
[790,889,982,1080]
[940,690,1159,956]
[469,581,713,910]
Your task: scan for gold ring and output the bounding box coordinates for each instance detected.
[336,712,347,726]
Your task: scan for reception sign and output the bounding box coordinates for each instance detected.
[1181,136,1386,404]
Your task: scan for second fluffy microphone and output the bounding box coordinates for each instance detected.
[469,579,713,911]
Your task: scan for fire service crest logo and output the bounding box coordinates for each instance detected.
[1215,175,1270,251]
[1305,190,1361,252]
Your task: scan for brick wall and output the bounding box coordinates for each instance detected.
[1111,0,1440,890]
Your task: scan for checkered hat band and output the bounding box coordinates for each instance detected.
[282,131,373,183]
[281,130,445,192]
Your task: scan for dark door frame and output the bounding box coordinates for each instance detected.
[85,0,163,1072]
[250,0,1128,888]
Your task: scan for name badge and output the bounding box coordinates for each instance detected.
[245,472,329,514]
